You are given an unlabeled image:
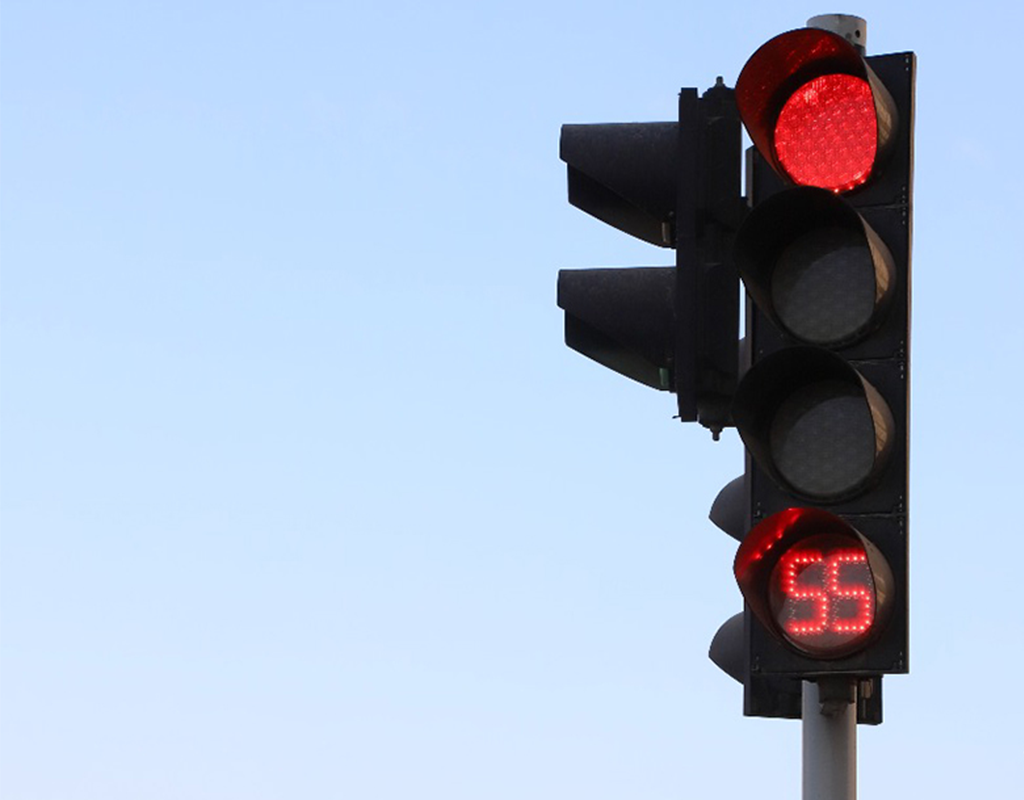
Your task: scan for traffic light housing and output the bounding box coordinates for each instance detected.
[720,27,914,715]
[555,21,913,727]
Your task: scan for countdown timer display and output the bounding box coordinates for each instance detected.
[768,533,876,657]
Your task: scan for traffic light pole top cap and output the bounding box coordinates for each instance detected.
[807,14,867,54]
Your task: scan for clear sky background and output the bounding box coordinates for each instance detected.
[2,2,1022,798]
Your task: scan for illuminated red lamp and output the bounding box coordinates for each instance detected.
[734,508,894,659]
[736,27,898,193]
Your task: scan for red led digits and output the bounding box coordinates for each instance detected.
[779,549,828,636]
[770,536,877,656]
[828,550,874,634]
[773,74,877,193]
[735,508,899,662]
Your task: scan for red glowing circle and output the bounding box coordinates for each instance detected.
[768,533,876,657]
[773,74,877,193]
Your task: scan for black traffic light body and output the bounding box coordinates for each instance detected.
[556,24,914,727]
[557,83,744,436]
[726,34,914,716]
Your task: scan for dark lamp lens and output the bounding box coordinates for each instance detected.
[774,74,876,193]
[769,533,876,657]
[771,226,876,346]
[769,380,875,500]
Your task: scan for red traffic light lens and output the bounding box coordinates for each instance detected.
[774,74,877,193]
[768,533,876,657]
[736,28,899,195]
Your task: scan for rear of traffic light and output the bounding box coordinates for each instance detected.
[557,83,744,436]
[711,26,913,719]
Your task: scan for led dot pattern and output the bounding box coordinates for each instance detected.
[769,533,876,657]
[774,74,877,193]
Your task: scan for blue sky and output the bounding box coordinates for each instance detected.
[2,2,1022,798]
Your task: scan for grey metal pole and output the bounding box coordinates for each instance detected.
[807,13,868,54]
[802,679,857,800]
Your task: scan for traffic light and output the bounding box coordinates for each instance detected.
[556,82,745,436]
[712,25,914,718]
[554,18,913,728]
